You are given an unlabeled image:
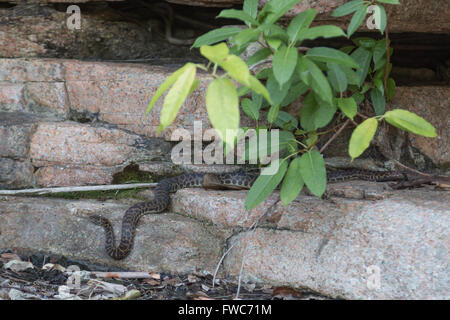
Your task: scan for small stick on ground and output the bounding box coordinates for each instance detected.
[91,272,159,279]
[212,196,281,298]
[0,183,157,196]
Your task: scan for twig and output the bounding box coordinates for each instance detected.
[297,46,310,52]
[248,58,272,72]
[0,183,157,196]
[212,195,281,298]
[212,242,237,288]
[383,10,392,91]
[235,196,280,299]
[319,119,351,153]
[91,272,158,279]
[356,112,369,119]
[391,160,432,177]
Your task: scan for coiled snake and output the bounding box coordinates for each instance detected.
[89,169,406,260]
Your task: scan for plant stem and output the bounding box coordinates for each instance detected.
[319,118,351,153]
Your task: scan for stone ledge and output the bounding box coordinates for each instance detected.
[223,189,450,299]
[0,196,224,274]
[0,186,448,299]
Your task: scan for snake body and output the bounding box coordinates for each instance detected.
[89,169,406,260]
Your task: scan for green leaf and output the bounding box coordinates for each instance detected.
[347,4,368,37]
[266,72,290,105]
[237,85,251,97]
[340,66,360,85]
[349,117,378,160]
[262,24,289,44]
[242,130,295,162]
[327,63,348,92]
[376,0,400,4]
[373,39,387,65]
[374,56,386,71]
[337,97,357,120]
[273,45,298,88]
[299,149,326,197]
[267,104,280,123]
[351,47,372,87]
[262,0,303,26]
[361,83,372,94]
[266,38,282,50]
[192,27,242,48]
[280,157,304,206]
[206,77,240,148]
[246,47,272,66]
[232,28,261,49]
[386,77,396,100]
[370,88,386,115]
[280,79,309,107]
[352,92,364,105]
[297,56,333,104]
[376,5,387,34]
[332,0,365,17]
[147,63,191,115]
[306,47,360,69]
[243,0,259,18]
[374,62,391,80]
[217,9,258,26]
[241,98,260,120]
[373,78,384,94]
[384,109,437,138]
[245,160,288,210]
[274,111,298,130]
[297,25,346,42]
[286,8,317,43]
[158,64,197,131]
[340,45,356,55]
[252,92,263,109]
[300,92,337,131]
[353,37,377,49]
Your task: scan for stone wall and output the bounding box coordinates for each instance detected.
[0,0,449,300]
[1,58,448,188]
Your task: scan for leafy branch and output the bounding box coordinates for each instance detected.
[146,0,436,210]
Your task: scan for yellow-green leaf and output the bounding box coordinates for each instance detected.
[158,64,197,131]
[146,63,191,115]
[248,75,272,104]
[201,43,252,87]
[200,43,229,63]
[220,54,252,87]
[349,118,378,159]
[206,77,240,149]
[384,109,437,138]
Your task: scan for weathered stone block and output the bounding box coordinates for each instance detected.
[0,158,34,188]
[0,196,224,274]
[223,189,450,299]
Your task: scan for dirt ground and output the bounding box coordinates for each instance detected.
[0,249,330,300]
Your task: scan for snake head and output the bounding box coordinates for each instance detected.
[87,214,108,226]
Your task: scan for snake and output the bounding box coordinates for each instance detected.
[89,169,407,260]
